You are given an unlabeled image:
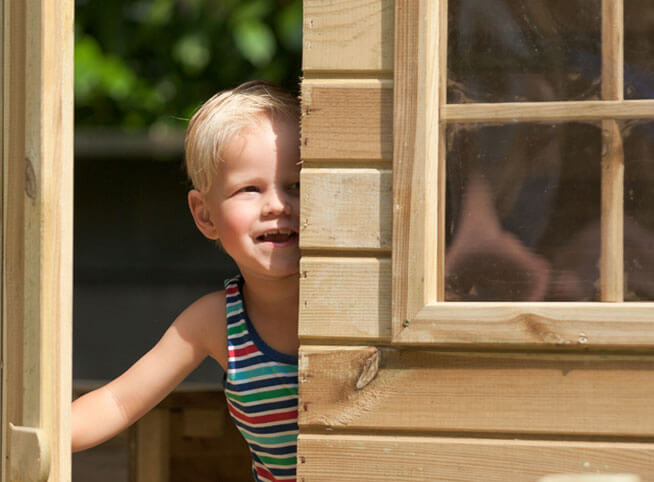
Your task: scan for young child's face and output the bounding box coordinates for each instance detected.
[201,114,301,281]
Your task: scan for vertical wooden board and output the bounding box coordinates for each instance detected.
[299,257,392,341]
[0,0,5,467]
[300,168,392,250]
[299,347,654,436]
[2,0,27,480]
[303,0,394,72]
[23,0,74,479]
[301,80,393,161]
[130,408,170,482]
[299,434,654,482]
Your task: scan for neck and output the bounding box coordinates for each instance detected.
[241,273,299,323]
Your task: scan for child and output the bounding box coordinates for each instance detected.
[72,80,301,482]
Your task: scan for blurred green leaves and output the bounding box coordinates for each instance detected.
[75,0,302,131]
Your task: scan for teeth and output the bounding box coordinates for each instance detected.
[259,229,295,241]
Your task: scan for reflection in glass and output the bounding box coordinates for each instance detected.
[624,121,654,300]
[625,1,654,99]
[447,0,601,103]
[445,122,601,301]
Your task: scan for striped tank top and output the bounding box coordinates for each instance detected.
[223,276,298,482]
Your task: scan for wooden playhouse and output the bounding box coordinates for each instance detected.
[298,0,654,480]
[3,0,654,480]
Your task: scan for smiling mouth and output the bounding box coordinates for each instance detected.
[256,230,298,243]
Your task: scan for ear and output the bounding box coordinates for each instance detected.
[188,189,220,241]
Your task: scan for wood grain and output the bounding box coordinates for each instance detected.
[26,1,75,480]
[299,347,654,437]
[300,168,392,250]
[442,100,654,123]
[299,256,392,341]
[299,434,654,481]
[301,79,393,161]
[2,0,28,478]
[129,409,170,482]
[395,302,654,348]
[303,0,394,72]
[600,0,624,302]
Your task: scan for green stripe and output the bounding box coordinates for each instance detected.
[230,365,297,381]
[240,430,297,446]
[226,302,243,314]
[226,387,297,404]
[227,322,247,336]
[258,454,297,467]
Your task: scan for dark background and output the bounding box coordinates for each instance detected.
[73,0,302,384]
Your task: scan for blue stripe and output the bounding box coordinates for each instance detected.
[248,441,297,456]
[227,397,297,414]
[225,377,298,393]
[231,416,298,435]
[252,453,297,477]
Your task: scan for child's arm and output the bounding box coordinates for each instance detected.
[72,291,228,452]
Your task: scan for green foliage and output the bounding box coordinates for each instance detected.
[75,0,302,131]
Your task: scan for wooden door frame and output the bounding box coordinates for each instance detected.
[1,0,74,480]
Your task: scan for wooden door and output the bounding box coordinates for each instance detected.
[1,0,74,480]
[298,0,654,480]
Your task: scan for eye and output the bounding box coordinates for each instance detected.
[237,185,260,194]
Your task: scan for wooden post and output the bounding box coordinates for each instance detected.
[600,0,624,302]
[2,0,74,480]
[129,409,171,482]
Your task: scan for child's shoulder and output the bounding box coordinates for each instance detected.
[176,288,229,370]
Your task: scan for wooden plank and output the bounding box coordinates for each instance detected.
[301,79,393,161]
[299,257,392,341]
[299,434,654,481]
[303,0,393,72]
[392,0,442,334]
[442,100,654,123]
[541,475,640,482]
[1,0,6,470]
[600,0,624,302]
[299,347,654,436]
[392,0,420,335]
[129,408,170,482]
[23,0,74,480]
[300,168,392,250]
[395,302,654,348]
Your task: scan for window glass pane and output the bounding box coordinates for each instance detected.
[625,0,654,99]
[445,122,601,301]
[447,0,601,103]
[624,120,654,300]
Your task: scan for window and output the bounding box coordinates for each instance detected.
[392,0,654,346]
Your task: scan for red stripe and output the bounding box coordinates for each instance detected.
[230,344,259,358]
[228,403,298,424]
[255,464,290,482]
[226,284,239,295]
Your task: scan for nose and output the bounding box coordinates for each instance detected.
[262,188,292,217]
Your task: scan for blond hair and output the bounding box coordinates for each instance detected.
[185,80,300,193]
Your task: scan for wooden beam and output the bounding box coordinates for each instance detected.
[303,0,394,73]
[129,409,170,482]
[442,100,654,123]
[299,434,654,482]
[299,256,392,341]
[395,302,654,348]
[24,1,74,480]
[2,0,27,478]
[300,168,392,251]
[600,0,624,302]
[301,79,393,161]
[299,347,654,436]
